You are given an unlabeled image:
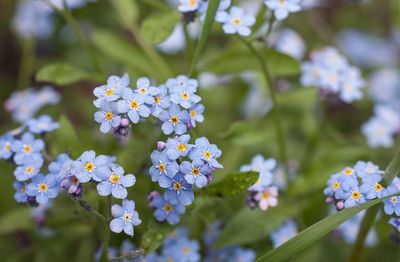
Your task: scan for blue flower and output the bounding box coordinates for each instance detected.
[94,101,122,133]
[180,160,211,188]
[110,199,141,236]
[188,104,204,128]
[360,180,384,200]
[354,161,383,182]
[0,133,15,160]
[230,247,256,262]
[166,75,198,91]
[220,7,255,37]
[152,195,185,225]
[240,155,276,191]
[26,174,59,204]
[382,183,400,216]
[388,217,400,232]
[189,137,223,169]
[343,185,365,208]
[270,219,297,248]
[162,238,200,262]
[265,0,301,20]
[323,173,345,198]
[117,89,150,124]
[94,73,129,107]
[48,153,74,182]
[74,150,110,183]
[14,154,44,181]
[203,221,222,247]
[170,82,201,109]
[26,115,60,134]
[149,150,179,184]
[11,132,44,165]
[96,164,136,199]
[160,172,194,206]
[149,84,170,117]
[135,77,159,104]
[159,104,189,135]
[178,0,201,12]
[13,181,28,203]
[165,134,193,160]
[362,117,395,148]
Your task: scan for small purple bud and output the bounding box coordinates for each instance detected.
[121,118,130,127]
[185,120,193,131]
[325,196,334,204]
[157,141,166,151]
[27,196,39,207]
[336,200,345,211]
[206,174,214,185]
[147,191,160,208]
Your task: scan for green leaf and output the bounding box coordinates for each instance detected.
[139,11,180,44]
[265,49,300,77]
[36,63,94,85]
[215,203,297,248]
[256,194,398,262]
[383,147,400,183]
[141,220,173,254]
[0,207,33,235]
[92,30,154,75]
[110,0,139,29]
[189,0,221,75]
[203,172,259,197]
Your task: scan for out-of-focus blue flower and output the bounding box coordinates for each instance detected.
[220,7,255,37]
[12,132,44,165]
[96,164,136,199]
[189,137,223,169]
[110,199,141,236]
[26,115,60,134]
[117,89,150,124]
[271,219,297,248]
[152,194,186,225]
[269,28,305,60]
[354,161,383,182]
[94,74,129,108]
[94,101,122,133]
[203,221,222,247]
[135,77,159,104]
[362,117,395,148]
[180,160,211,188]
[240,154,276,191]
[150,84,171,117]
[230,247,256,262]
[14,154,44,181]
[149,150,179,184]
[74,150,111,183]
[162,238,200,262]
[369,68,400,105]
[159,104,189,135]
[13,181,28,203]
[26,174,59,205]
[265,0,301,20]
[188,104,204,128]
[160,172,195,206]
[0,133,15,160]
[388,217,400,232]
[165,134,193,160]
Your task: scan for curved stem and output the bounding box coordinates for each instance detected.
[239,37,288,174]
[45,0,104,75]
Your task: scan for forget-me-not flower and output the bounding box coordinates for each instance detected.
[12,132,44,165]
[149,150,179,184]
[159,104,189,135]
[160,172,195,206]
[94,73,129,107]
[13,181,28,203]
[0,134,14,160]
[14,154,44,181]
[265,0,301,21]
[26,174,59,204]
[94,101,122,133]
[270,219,297,248]
[135,77,159,104]
[152,194,186,225]
[188,104,204,128]
[117,89,150,124]
[26,115,60,134]
[165,134,193,160]
[74,150,110,183]
[220,7,255,37]
[189,137,223,168]
[180,160,211,188]
[150,84,170,117]
[110,199,141,236]
[96,164,136,199]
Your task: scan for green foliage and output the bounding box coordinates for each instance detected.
[36,63,97,85]
[0,207,33,235]
[204,172,259,197]
[141,220,173,254]
[47,115,82,156]
[139,11,180,44]
[110,0,139,29]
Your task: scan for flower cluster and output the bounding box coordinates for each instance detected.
[148,136,223,225]
[240,154,283,211]
[323,161,400,229]
[300,47,365,103]
[5,86,60,123]
[93,74,205,136]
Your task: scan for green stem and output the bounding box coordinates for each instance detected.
[183,23,194,67]
[349,206,379,262]
[45,0,104,74]
[239,37,288,175]
[100,196,112,262]
[17,38,35,90]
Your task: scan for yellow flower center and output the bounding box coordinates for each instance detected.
[203,150,211,160]
[25,166,33,174]
[332,181,341,190]
[139,87,147,94]
[170,115,179,124]
[72,176,79,184]
[84,162,94,172]
[177,143,187,152]
[192,167,200,176]
[163,203,173,212]
[109,173,120,184]
[21,186,26,193]
[343,168,353,175]
[130,100,139,109]
[351,191,360,200]
[4,142,11,151]
[154,96,161,104]
[106,88,114,97]
[181,246,190,254]
[233,18,241,26]
[189,0,197,7]
[374,183,382,192]
[166,259,173,262]
[158,162,166,172]
[181,92,189,100]
[38,183,48,192]
[262,192,270,199]
[23,145,32,154]
[190,110,196,118]
[105,111,113,121]
[173,181,182,190]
